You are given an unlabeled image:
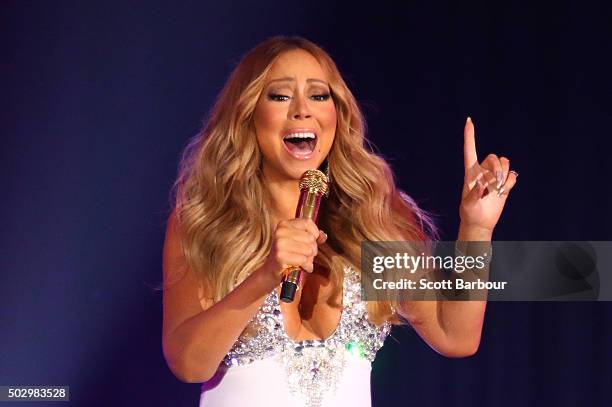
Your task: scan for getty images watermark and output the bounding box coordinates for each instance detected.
[361,241,612,301]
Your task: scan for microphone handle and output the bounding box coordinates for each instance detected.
[279,188,324,303]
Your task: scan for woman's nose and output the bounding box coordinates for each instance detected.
[289,95,311,119]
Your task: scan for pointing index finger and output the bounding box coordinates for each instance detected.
[464,117,478,174]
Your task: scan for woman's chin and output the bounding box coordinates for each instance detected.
[262,156,324,182]
[285,166,313,180]
[280,157,322,178]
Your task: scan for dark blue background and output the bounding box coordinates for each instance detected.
[2,1,611,406]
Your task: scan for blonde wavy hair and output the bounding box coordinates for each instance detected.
[171,36,437,325]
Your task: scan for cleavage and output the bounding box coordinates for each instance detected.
[276,268,343,342]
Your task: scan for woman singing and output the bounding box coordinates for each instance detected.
[162,36,517,406]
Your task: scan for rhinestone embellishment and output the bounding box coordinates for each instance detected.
[224,266,391,406]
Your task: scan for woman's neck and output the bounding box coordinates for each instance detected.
[264,174,301,226]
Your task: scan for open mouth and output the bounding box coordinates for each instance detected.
[282,131,317,159]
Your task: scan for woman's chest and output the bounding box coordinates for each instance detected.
[278,269,343,341]
[225,265,392,368]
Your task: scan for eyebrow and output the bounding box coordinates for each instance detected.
[266,77,329,87]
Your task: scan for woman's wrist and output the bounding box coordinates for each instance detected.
[458,222,493,241]
[252,261,281,294]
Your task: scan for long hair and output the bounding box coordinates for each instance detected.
[171,36,437,324]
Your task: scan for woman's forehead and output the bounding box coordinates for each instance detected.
[266,49,329,83]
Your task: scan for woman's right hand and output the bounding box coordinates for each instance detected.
[262,218,327,282]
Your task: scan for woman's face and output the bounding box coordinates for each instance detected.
[254,49,337,181]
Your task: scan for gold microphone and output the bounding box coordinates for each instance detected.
[279,169,329,303]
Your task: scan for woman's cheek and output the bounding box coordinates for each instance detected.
[256,101,286,129]
[323,105,337,128]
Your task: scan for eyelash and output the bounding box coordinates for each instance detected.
[267,93,331,102]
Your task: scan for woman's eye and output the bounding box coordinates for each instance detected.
[311,93,331,101]
[268,93,290,102]
[267,93,331,102]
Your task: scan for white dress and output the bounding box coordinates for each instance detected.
[199,266,391,407]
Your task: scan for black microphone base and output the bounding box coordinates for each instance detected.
[280,281,298,303]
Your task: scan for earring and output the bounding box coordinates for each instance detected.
[319,158,331,184]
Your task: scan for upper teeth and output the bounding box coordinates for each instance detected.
[284,132,315,140]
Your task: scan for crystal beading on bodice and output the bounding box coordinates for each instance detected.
[223,266,391,407]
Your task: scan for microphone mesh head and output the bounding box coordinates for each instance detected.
[299,169,329,196]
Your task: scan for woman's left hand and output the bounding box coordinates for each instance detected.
[459,117,518,233]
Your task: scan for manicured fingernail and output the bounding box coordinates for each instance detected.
[497,187,505,197]
[496,170,503,189]
[467,116,472,123]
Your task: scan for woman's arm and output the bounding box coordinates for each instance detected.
[162,211,278,382]
[397,224,491,357]
[397,118,517,357]
[162,211,324,382]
